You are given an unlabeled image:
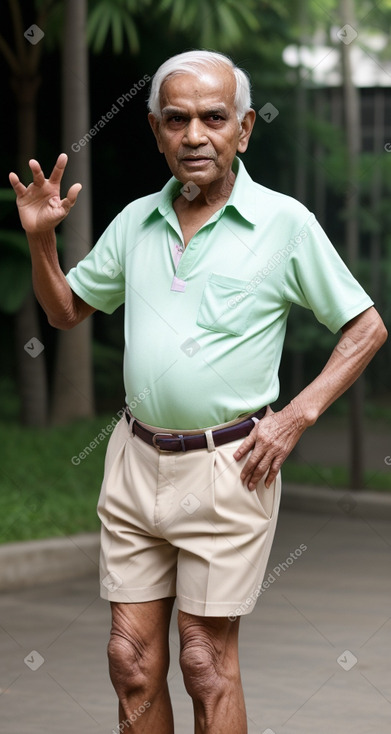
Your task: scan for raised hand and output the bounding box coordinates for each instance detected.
[9,153,82,234]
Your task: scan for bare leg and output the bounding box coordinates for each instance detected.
[108,597,175,733]
[178,611,247,734]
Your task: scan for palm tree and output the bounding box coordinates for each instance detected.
[50,0,94,424]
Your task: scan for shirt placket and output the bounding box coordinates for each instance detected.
[166,208,224,292]
[170,240,187,292]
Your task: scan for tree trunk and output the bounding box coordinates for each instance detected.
[12,72,49,427]
[313,89,326,227]
[51,0,94,424]
[294,0,309,207]
[339,0,364,489]
[370,90,383,304]
[290,0,309,401]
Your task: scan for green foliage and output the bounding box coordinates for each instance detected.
[155,0,260,49]
[88,0,142,54]
[0,417,110,543]
[87,0,268,55]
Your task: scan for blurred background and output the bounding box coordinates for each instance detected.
[1,0,390,544]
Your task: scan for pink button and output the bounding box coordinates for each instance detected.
[171,275,187,292]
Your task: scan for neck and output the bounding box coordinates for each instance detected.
[180,169,236,210]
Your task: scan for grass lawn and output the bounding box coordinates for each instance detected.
[0,416,111,544]
[0,415,389,544]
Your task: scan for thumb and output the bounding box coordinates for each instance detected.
[65,182,82,208]
[61,184,83,211]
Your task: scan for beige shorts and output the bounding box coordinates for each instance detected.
[97,414,281,617]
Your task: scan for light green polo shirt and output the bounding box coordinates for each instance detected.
[65,157,373,429]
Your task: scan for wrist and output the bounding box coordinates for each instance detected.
[27,228,57,255]
[26,229,56,243]
[289,399,317,429]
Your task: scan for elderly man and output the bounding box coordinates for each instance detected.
[10,50,386,733]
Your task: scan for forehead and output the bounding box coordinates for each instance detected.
[159,69,236,113]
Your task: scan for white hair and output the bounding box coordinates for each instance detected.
[147,50,252,122]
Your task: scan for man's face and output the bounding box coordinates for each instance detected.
[148,67,255,188]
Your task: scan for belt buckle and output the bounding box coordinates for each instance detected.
[152,432,174,451]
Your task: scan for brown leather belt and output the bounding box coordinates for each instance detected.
[124,407,266,452]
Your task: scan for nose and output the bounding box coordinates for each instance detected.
[183,117,208,147]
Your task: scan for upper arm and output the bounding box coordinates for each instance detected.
[341,305,382,331]
[340,306,387,348]
[73,291,97,324]
[52,290,97,330]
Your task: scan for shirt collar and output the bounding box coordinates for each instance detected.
[142,156,257,226]
[224,157,257,225]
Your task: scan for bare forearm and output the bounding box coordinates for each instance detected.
[290,307,388,428]
[28,230,87,329]
[234,307,387,489]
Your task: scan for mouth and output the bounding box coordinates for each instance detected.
[181,156,213,165]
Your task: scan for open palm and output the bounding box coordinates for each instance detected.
[9,153,82,233]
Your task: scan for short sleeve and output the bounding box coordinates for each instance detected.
[65,212,125,314]
[282,216,373,333]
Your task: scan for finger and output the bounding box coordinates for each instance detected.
[64,182,82,207]
[248,472,274,491]
[239,445,268,485]
[59,183,82,214]
[263,462,280,489]
[247,457,277,490]
[9,172,26,196]
[249,444,286,488]
[29,159,46,186]
[49,153,68,185]
[240,434,282,484]
[233,427,257,461]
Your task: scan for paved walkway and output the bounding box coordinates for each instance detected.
[1,508,390,734]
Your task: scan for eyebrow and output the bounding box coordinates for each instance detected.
[161,105,228,118]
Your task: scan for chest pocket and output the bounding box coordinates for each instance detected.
[196,273,255,336]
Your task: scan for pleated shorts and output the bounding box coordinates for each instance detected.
[97,414,281,617]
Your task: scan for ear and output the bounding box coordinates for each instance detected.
[148,113,164,153]
[237,109,256,154]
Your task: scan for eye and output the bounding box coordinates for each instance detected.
[168,115,185,124]
[206,114,224,123]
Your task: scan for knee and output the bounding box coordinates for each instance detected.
[179,632,224,701]
[107,632,147,695]
[108,629,169,698]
